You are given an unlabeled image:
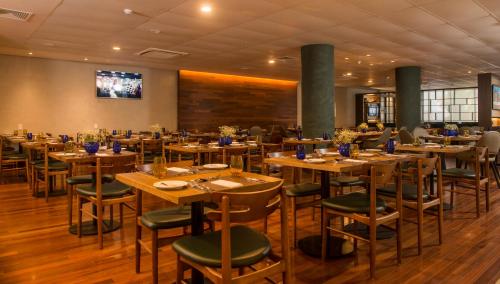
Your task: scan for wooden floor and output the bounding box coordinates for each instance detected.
[0,171,499,284]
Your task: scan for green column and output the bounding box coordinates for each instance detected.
[301,44,334,137]
[395,66,421,131]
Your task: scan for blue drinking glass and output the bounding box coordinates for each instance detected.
[61,135,69,143]
[338,143,350,157]
[225,136,232,145]
[112,130,117,135]
[154,132,160,139]
[218,137,225,147]
[296,144,306,160]
[386,138,395,154]
[113,141,121,154]
[27,132,32,141]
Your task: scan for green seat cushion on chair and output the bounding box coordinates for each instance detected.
[29,159,44,165]
[141,206,214,230]
[66,174,114,185]
[322,192,386,214]
[34,161,68,171]
[284,183,321,197]
[75,180,131,198]
[377,184,429,201]
[330,176,365,187]
[172,225,271,268]
[442,168,476,179]
[3,153,26,160]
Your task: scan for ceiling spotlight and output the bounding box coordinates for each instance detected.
[28,52,33,55]
[200,4,212,13]
[344,57,349,60]
[149,29,161,34]
[112,46,121,51]
[268,59,275,64]
[390,60,396,63]
[368,79,373,83]
[123,8,133,15]
[346,72,352,76]
[467,70,472,74]
[369,63,374,66]
[366,54,371,57]
[386,76,391,79]
[357,60,362,64]
[84,57,88,61]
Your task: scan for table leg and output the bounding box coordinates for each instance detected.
[191,201,204,283]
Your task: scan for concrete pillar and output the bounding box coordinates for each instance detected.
[300,44,334,137]
[395,66,421,131]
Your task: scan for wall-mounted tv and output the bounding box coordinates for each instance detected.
[96,70,142,99]
[493,85,500,110]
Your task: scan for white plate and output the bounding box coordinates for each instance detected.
[203,163,228,169]
[425,142,438,145]
[301,138,312,141]
[359,153,375,157]
[79,149,86,153]
[304,158,326,163]
[294,154,313,159]
[365,149,382,152]
[55,153,76,156]
[153,180,188,190]
[323,152,340,156]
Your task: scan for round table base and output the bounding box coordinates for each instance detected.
[69,220,121,235]
[298,235,354,259]
[343,222,395,240]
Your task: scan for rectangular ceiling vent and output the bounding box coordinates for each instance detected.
[136,48,188,60]
[0,7,33,21]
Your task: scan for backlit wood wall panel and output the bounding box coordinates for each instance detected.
[178,70,297,132]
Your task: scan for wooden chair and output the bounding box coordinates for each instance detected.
[140,139,163,164]
[172,180,291,284]
[378,156,443,255]
[222,146,249,171]
[250,143,281,174]
[321,162,402,279]
[34,143,68,201]
[75,155,137,249]
[443,147,490,218]
[0,136,28,183]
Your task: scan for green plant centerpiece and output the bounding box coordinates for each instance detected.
[376,122,384,131]
[80,131,100,154]
[358,122,369,133]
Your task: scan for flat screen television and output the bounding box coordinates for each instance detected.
[96,70,142,99]
[493,85,500,110]
[367,103,379,117]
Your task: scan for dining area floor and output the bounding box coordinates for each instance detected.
[0,170,498,284]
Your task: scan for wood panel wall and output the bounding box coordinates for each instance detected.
[178,70,298,132]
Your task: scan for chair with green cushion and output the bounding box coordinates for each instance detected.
[0,136,28,183]
[75,155,137,249]
[477,131,500,188]
[173,180,291,284]
[284,181,322,247]
[140,139,163,165]
[443,147,490,218]
[330,175,366,195]
[34,143,68,201]
[378,156,444,255]
[321,162,402,279]
[136,206,215,284]
[362,127,392,149]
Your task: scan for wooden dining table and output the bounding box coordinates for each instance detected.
[282,138,333,150]
[49,149,138,235]
[116,169,283,284]
[165,143,259,165]
[264,151,413,258]
[421,135,481,144]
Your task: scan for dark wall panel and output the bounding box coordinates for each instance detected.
[178,70,297,132]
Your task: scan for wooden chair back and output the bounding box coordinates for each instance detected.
[140,139,162,164]
[91,155,137,201]
[368,162,402,219]
[222,146,248,164]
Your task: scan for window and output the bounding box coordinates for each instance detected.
[421,88,477,123]
[380,94,395,123]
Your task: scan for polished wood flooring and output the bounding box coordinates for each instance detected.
[0,171,499,284]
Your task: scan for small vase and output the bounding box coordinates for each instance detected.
[26,132,32,141]
[386,138,395,154]
[218,137,225,147]
[112,141,121,154]
[154,132,160,139]
[61,135,69,143]
[296,144,306,160]
[84,142,99,154]
[339,143,350,157]
[224,136,232,145]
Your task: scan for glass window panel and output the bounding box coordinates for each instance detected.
[435,113,443,121]
[444,90,453,99]
[461,104,474,112]
[432,99,443,105]
[450,105,460,112]
[436,90,443,99]
[424,105,429,112]
[461,113,472,121]
[444,112,451,121]
[455,89,474,99]
[451,113,460,121]
[444,99,452,105]
[431,105,443,112]
[455,98,467,104]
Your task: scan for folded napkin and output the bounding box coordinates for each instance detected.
[343,159,368,163]
[211,180,243,188]
[167,167,190,173]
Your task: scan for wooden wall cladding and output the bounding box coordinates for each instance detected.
[178,70,298,132]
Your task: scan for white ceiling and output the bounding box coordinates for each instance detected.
[0,0,499,89]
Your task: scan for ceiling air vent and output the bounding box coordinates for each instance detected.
[0,7,33,21]
[136,48,188,60]
[277,56,295,61]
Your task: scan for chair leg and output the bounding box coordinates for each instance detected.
[438,201,444,245]
[396,215,402,264]
[450,182,455,208]
[120,203,124,228]
[291,197,297,248]
[369,224,377,279]
[77,197,82,238]
[485,180,490,212]
[176,255,184,284]
[109,204,114,227]
[152,230,159,284]
[263,216,268,234]
[491,162,500,189]
[68,185,73,226]
[321,210,328,261]
[417,202,424,256]
[475,182,480,218]
[136,221,142,273]
[97,203,104,249]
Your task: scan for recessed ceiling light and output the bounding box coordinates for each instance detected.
[112,46,121,51]
[357,60,362,64]
[28,52,33,55]
[386,76,390,79]
[123,8,133,15]
[344,57,349,60]
[369,63,374,66]
[346,72,352,76]
[467,70,472,74]
[366,54,371,57]
[84,57,88,61]
[368,79,373,83]
[390,60,396,63]
[149,29,161,34]
[268,59,275,64]
[200,4,212,13]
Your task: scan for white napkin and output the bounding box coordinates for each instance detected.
[343,159,368,163]
[210,180,243,188]
[167,167,190,173]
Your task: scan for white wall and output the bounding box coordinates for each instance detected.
[335,87,377,128]
[0,55,178,136]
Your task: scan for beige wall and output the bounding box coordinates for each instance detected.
[335,87,376,128]
[0,55,177,136]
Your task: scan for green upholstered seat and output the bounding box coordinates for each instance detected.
[284,183,321,197]
[29,159,44,165]
[322,192,386,214]
[34,161,68,171]
[141,206,214,230]
[75,181,131,198]
[330,176,365,187]
[442,168,476,179]
[3,153,26,160]
[172,225,271,268]
[66,174,114,185]
[377,184,429,201]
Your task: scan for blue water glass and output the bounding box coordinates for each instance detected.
[113,141,121,154]
[112,130,117,135]
[61,135,69,143]
[338,143,350,157]
[225,136,232,145]
[27,132,33,141]
[218,137,225,147]
[296,144,306,160]
[154,132,160,139]
[386,139,395,154]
